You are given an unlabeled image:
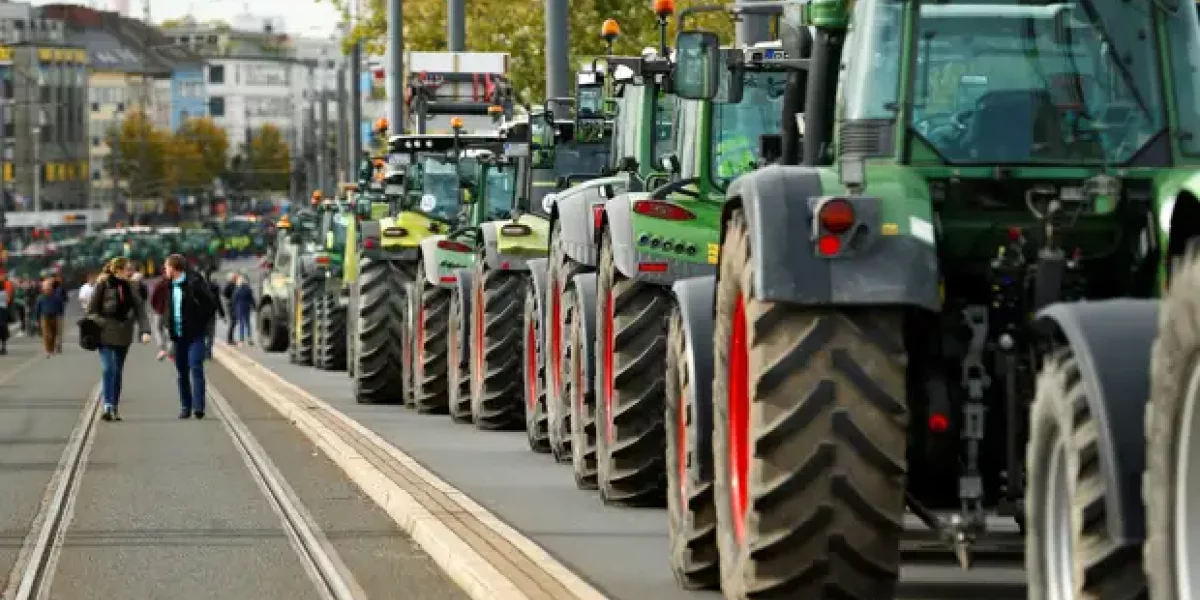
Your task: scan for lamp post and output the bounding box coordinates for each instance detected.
[31,125,39,214]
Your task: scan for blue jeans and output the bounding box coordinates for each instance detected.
[174,337,207,413]
[98,344,129,407]
[235,307,251,341]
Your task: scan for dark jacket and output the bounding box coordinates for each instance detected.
[163,271,219,342]
[232,283,255,316]
[33,293,65,318]
[209,281,227,319]
[222,281,236,303]
[85,275,151,347]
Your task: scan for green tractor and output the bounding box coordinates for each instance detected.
[403,126,516,415]
[442,118,542,428]
[304,198,355,371]
[345,130,485,405]
[661,0,1200,597]
[255,209,320,357]
[530,12,680,481]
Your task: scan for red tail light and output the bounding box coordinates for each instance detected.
[817,236,840,256]
[928,413,949,433]
[437,239,472,253]
[364,237,378,249]
[633,200,694,220]
[315,256,330,265]
[592,204,605,230]
[440,275,457,283]
[818,199,854,234]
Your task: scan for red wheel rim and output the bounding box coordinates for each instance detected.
[526,321,537,409]
[550,283,562,393]
[728,294,750,543]
[677,391,687,508]
[474,282,485,390]
[603,290,615,444]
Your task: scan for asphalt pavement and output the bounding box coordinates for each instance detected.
[0,310,466,598]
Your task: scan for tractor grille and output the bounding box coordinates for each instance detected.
[840,119,895,158]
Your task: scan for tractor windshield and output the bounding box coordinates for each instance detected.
[482,165,518,220]
[420,157,463,221]
[554,142,609,178]
[845,0,1167,165]
[907,1,1165,165]
[711,70,786,188]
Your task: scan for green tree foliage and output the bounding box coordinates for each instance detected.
[106,110,169,199]
[245,124,291,191]
[167,116,229,190]
[321,0,734,101]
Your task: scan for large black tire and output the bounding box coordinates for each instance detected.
[469,266,526,431]
[447,285,472,423]
[523,283,551,453]
[713,210,908,599]
[351,258,409,403]
[594,231,668,506]
[1026,350,1147,599]
[565,284,598,490]
[288,272,321,366]
[665,307,718,589]
[256,301,287,352]
[314,294,346,371]
[546,221,585,461]
[412,260,450,414]
[1143,254,1200,599]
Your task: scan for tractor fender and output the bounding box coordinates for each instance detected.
[670,275,716,482]
[1035,299,1159,544]
[727,165,940,311]
[603,194,717,285]
[416,236,448,287]
[555,188,602,267]
[566,272,598,396]
[449,267,475,368]
[479,222,533,271]
[360,220,382,241]
[526,258,549,326]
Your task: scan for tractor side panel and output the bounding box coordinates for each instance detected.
[728,165,940,311]
[481,215,550,270]
[417,236,476,288]
[606,193,719,284]
[555,186,604,267]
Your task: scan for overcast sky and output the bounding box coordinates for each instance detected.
[30,0,345,38]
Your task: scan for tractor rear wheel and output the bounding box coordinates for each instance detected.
[469,267,526,431]
[566,284,597,490]
[448,285,472,423]
[412,260,449,414]
[666,307,718,590]
[547,221,584,461]
[288,272,321,366]
[595,232,668,507]
[257,302,287,352]
[314,294,346,371]
[713,209,908,599]
[352,258,408,404]
[1027,349,1147,599]
[523,283,550,453]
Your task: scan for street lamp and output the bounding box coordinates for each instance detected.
[31,125,39,214]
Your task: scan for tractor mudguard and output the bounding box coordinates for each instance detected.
[417,237,446,287]
[1035,299,1159,544]
[450,267,474,361]
[416,236,474,288]
[727,165,940,311]
[480,222,531,271]
[670,275,716,482]
[567,272,598,397]
[360,220,381,242]
[602,196,716,284]
[526,258,549,323]
[359,220,417,261]
[555,190,602,267]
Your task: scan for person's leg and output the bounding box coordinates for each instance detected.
[226,305,236,343]
[110,345,128,420]
[40,317,52,355]
[174,339,193,418]
[98,345,117,419]
[55,317,62,353]
[188,337,207,417]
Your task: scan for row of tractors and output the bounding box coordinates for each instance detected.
[256,0,1200,598]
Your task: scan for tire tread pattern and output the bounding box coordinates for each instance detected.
[470,266,526,430]
[352,258,408,404]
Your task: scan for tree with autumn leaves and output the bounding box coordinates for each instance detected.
[325,0,734,103]
[107,112,291,197]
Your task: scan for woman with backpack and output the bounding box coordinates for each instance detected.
[85,257,151,421]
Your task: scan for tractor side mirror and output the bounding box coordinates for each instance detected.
[673,30,720,101]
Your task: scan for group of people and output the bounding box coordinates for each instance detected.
[0,270,69,357]
[81,254,254,422]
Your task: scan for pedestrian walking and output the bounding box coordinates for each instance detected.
[232,275,256,346]
[0,270,13,355]
[85,257,152,421]
[149,278,173,361]
[33,279,65,358]
[50,274,65,353]
[222,273,236,344]
[162,254,219,419]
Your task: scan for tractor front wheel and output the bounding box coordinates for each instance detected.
[447,285,472,423]
[469,267,526,431]
[412,260,449,414]
[523,283,550,453]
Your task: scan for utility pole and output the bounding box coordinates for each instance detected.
[350,45,362,173]
[306,95,317,194]
[336,64,348,182]
[387,0,404,132]
[544,0,568,99]
[31,126,40,213]
[447,0,465,52]
[318,89,329,196]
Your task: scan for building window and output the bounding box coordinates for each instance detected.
[208,65,224,84]
[91,102,99,112]
[92,136,99,147]
[209,96,224,117]
[92,168,100,181]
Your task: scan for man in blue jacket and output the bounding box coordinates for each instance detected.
[162,254,219,419]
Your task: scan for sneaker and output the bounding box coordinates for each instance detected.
[101,405,114,421]
[178,409,191,419]
[112,408,122,421]
[193,411,205,419]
